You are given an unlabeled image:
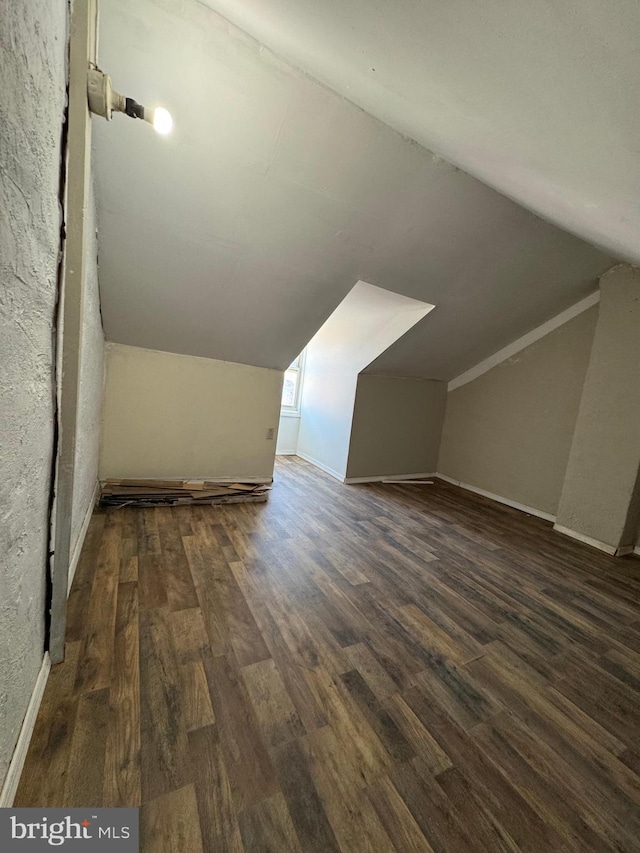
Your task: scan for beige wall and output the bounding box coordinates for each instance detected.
[346,375,446,479]
[100,344,282,481]
[438,307,598,516]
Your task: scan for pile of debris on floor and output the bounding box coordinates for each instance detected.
[99,479,271,508]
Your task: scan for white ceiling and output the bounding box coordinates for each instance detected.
[202,0,640,266]
[94,0,616,380]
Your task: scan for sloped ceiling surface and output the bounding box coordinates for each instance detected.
[202,0,640,266]
[94,0,615,380]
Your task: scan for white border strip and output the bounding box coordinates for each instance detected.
[553,524,617,555]
[67,479,100,593]
[554,525,639,557]
[295,455,640,556]
[448,292,600,391]
[0,653,51,807]
[616,545,635,557]
[436,473,556,523]
[296,451,345,482]
[344,472,436,484]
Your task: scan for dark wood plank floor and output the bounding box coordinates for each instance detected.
[16,456,640,852]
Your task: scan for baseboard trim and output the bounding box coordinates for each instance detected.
[553,524,618,555]
[0,653,51,807]
[433,476,635,556]
[295,452,345,482]
[616,544,635,557]
[344,472,436,485]
[275,450,298,456]
[68,479,100,594]
[554,525,638,557]
[436,473,557,523]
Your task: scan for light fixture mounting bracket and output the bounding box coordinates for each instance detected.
[86,66,172,134]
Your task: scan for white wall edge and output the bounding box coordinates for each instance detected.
[553,523,617,555]
[68,479,100,594]
[436,473,557,522]
[0,652,51,807]
[276,450,298,456]
[296,451,345,482]
[344,472,436,484]
[448,291,601,391]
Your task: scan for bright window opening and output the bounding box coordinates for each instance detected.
[281,350,305,414]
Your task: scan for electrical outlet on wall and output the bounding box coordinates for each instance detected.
[266,427,275,440]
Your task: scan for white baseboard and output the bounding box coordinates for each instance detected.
[434,475,636,557]
[296,451,345,482]
[68,479,100,593]
[436,473,557,523]
[616,544,635,557]
[275,450,298,456]
[344,472,436,485]
[553,524,618,555]
[0,653,51,807]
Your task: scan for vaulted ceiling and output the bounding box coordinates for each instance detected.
[201,0,640,266]
[94,0,623,380]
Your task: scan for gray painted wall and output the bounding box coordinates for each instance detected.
[438,307,598,516]
[0,0,68,787]
[347,376,446,479]
[297,282,430,480]
[70,179,105,555]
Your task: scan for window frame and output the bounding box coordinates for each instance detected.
[280,349,306,417]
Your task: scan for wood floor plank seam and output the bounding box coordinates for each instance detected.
[14,457,640,853]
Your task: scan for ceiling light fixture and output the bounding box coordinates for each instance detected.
[87,67,172,134]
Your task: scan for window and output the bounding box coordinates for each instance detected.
[281,350,305,415]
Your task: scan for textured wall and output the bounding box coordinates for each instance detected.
[556,265,640,549]
[0,0,68,786]
[100,344,282,480]
[346,376,446,479]
[438,307,598,516]
[70,179,104,561]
